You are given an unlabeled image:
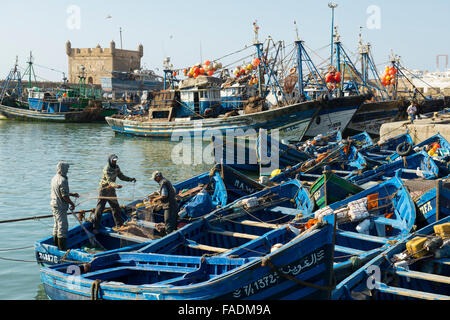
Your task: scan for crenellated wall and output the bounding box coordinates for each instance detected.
[66,41,143,85]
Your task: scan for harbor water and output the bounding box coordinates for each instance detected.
[0,121,211,299]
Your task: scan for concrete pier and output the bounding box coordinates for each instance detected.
[380,110,450,143]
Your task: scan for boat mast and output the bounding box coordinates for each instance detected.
[253,21,264,98]
[0,56,23,104]
[328,2,338,66]
[358,27,388,100]
[252,22,287,105]
[293,22,327,101]
[22,51,37,89]
[294,21,304,97]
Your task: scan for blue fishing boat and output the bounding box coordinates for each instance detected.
[212,131,311,173]
[332,216,450,300]
[348,151,440,187]
[270,142,368,184]
[35,164,264,266]
[298,176,416,283]
[347,132,373,150]
[100,69,164,100]
[398,173,450,228]
[40,180,336,300]
[0,58,106,122]
[388,133,450,176]
[359,132,414,164]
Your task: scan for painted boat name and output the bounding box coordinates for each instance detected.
[232,249,325,298]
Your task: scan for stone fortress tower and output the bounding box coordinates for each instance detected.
[66,40,144,85]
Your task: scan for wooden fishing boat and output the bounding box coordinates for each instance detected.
[348,151,440,187]
[305,176,417,284]
[34,164,264,266]
[40,180,336,300]
[398,173,450,228]
[270,143,368,184]
[388,133,450,176]
[105,93,370,142]
[309,171,364,210]
[332,215,450,300]
[359,132,414,164]
[346,99,408,136]
[347,131,373,150]
[0,100,103,122]
[212,131,311,173]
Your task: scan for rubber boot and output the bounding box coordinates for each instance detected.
[58,237,67,251]
[53,235,58,246]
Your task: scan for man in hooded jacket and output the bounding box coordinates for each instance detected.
[92,154,136,233]
[50,161,79,250]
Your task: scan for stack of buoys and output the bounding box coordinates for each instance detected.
[381,66,397,86]
[325,66,341,89]
[428,142,441,156]
[233,57,261,80]
[183,60,223,78]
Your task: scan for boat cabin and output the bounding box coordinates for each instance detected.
[178,87,221,117]
[220,84,257,113]
[27,88,72,113]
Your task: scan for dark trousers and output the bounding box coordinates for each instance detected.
[93,188,123,230]
[164,204,178,234]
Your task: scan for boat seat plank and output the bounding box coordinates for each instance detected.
[99,228,151,243]
[336,230,389,244]
[375,282,450,300]
[394,269,450,284]
[434,258,450,266]
[235,220,282,229]
[267,206,303,216]
[84,265,198,278]
[334,245,365,256]
[185,240,229,253]
[208,230,259,240]
[370,216,404,229]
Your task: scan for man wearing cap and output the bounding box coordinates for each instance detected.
[92,154,136,233]
[50,161,79,250]
[152,171,178,234]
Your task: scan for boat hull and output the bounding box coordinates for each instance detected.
[346,100,407,136]
[106,99,322,141]
[41,221,335,300]
[303,95,369,138]
[0,103,103,122]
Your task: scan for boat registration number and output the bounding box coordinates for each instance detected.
[37,252,59,264]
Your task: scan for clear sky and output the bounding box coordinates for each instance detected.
[1,0,449,82]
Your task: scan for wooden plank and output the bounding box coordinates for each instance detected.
[99,228,150,243]
[336,230,390,244]
[267,206,303,216]
[394,269,450,285]
[334,245,365,256]
[235,219,282,229]
[375,282,450,300]
[185,241,229,253]
[208,230,259,240]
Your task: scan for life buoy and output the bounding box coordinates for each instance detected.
[289,67,297,74]
[396,141,413,157]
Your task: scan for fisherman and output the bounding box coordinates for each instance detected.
[92,154,136,233]
[151,171,178,234]
[50,161,79,250]
[407,101,418,123]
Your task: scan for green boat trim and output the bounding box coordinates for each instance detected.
[309,171,364,209]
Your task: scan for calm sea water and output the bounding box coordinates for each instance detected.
[0,121,212,300]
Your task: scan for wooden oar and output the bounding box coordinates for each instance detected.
[0,207,111,224]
